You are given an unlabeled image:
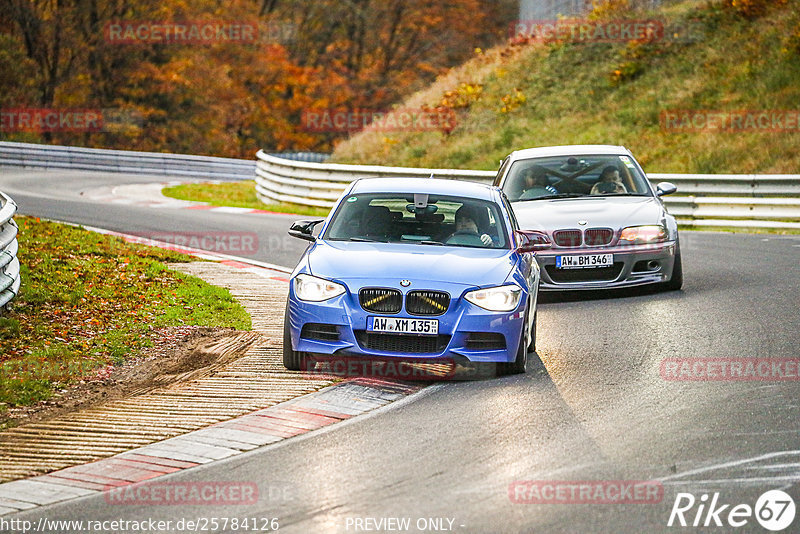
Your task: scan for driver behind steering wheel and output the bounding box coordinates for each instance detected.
[446,206,493,246]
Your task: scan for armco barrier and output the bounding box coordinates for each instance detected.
[0,141,328,180]
[1,142,796,228]
[254,150,495,208]
[0,191,20,310]
[254,151,800,228]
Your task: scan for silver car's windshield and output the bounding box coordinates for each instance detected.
[503,154,651,201]
[324,193,510,249]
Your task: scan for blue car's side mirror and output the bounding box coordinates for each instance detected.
[289,219,324,242]
[516,230,551,253]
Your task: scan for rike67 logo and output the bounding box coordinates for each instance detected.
[668,490,796,531]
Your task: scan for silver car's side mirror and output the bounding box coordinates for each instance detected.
[656,182,678,196]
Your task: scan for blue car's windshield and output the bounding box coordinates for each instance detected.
[503,154,651,201]
[324,193,510,249]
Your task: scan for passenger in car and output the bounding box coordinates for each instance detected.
[590,166,628,195]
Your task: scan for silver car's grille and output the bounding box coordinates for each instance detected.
[546,263,624,283]
[553,228,614,247]
[584,228,614,246]
[553,229,582,247]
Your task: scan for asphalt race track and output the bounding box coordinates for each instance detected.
[0,168,310,269]
[2,168,800,533]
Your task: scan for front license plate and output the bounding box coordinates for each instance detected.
[367,316,439,335]
[556,254,614,269]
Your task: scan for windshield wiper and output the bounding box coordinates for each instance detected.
[419,240,444,246]
[348,237,386,242]
[532,193,587,200]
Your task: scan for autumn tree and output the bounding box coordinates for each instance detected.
[0,0,516,155]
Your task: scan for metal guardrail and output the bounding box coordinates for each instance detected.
[1,142,796,228]
[0,191,20,310]
[254,151,800,228]
[0,141,329,180]
[254,150,495,208]
[0,141,256,180]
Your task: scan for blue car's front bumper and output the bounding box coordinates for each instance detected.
[287,279,527,364]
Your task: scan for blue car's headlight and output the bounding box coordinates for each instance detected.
[464,284,522,312]
[294,274,346,302]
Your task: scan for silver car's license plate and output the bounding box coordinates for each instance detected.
[367,316,438,335]
[556,254,613,269]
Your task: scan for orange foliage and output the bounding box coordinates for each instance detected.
[0,0,516,156]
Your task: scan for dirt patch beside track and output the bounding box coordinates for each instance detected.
[1,327,261,428]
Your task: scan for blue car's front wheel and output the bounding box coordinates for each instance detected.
[498,304,531,376]
[283,301,302,371]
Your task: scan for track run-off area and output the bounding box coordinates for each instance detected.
[0,167,799,533]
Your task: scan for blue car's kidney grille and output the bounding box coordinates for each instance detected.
[356,332,450,354]
[406,290,450,316]
[584,228,613,246]
[360,288,402,313]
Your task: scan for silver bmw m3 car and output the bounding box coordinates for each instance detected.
[493,145,682,291]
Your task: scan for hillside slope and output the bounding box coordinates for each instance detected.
[331,0,800,174]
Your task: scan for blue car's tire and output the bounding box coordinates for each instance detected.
[528,311,537,353]
[498,305,529,376]
[283,301,302,371]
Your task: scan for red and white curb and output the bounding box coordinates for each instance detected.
[0,379,424,516]
[80,224,293,279]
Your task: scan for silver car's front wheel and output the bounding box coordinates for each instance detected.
[662,243,683,291]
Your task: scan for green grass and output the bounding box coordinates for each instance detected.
[331,1,800,174]
[162,181,331,218]
[679,225,800,235]
[0,217,251,412]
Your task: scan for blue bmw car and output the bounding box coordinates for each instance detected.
[283,177,550,376]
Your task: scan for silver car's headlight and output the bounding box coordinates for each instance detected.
[464,284,522,312]
[619,225,667,244]
[294,274,346,302]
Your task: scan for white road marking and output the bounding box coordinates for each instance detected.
[662,450,800,489]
